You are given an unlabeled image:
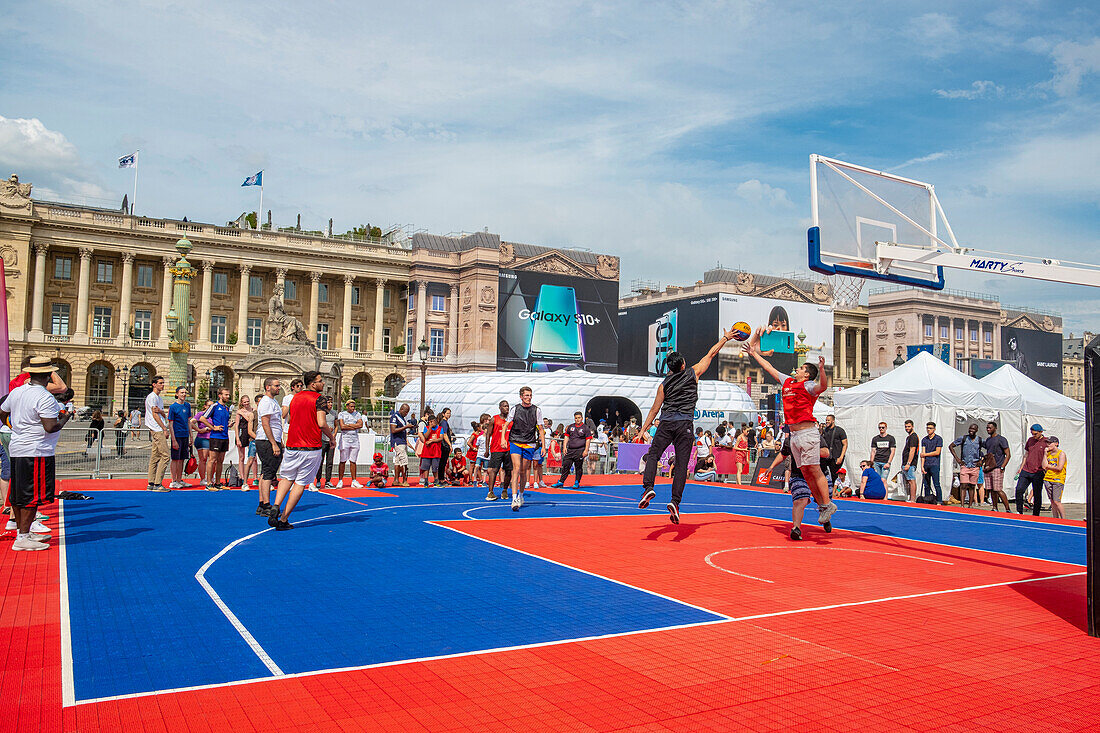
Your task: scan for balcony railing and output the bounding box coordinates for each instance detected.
[90,336,115,346]
[45,334,71,344]
[212,343,236,352]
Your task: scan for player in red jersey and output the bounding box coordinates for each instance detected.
[484,400,513,501]
[748,327,837,525]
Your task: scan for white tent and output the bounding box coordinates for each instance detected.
[396,369,755,435]
[833,352,1025,498]
[982,365,1086,502]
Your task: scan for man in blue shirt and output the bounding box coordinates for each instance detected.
[920,422,944,503]
[166,387,193,489]
[858,460,887,500]
[950,423,984,507]
[199,387,232,490]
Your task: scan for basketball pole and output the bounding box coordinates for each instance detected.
[1086,336,1100,637]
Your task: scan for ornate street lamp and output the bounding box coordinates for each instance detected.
[417,337,430,415]
[115,365,130,414]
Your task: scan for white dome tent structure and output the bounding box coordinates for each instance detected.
[833,352,1025,497]
[982,364,1086,503]
[396,370,755,436]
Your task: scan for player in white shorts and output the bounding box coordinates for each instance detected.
[336,400,364,488]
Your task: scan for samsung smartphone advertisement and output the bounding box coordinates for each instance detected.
[497,270,619,373]
[1001,326,1063,392]
[618,295,721,378]
[717,293,833,386]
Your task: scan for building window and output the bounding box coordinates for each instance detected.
[316,323,329,350]
[969,327,978,341]
[318,283,329,303]
[984,330,992,344]
[284,280,297,300]
[431,294,445,312]
[430,328,444,356]
[924,323,933,339]
[247,317,262,346]
[349,325,360,352]
[409,294,415,311]
[133,310,152,340]
[50,304,69,335]
[92,306,112,338]
[249,275,263,298]
[54,256,72,280]
[939,324,948,339]
[352,286,361,306]
[211,315,227,344]
[383,288,391,308]
[955,326,963,340]
[213,272,228,294]
[137,264,153,288]
[96,260,113,283]
[407,326,414,349]
[87,363,110,407]
[956,357,966,372]
[383,327,391,353]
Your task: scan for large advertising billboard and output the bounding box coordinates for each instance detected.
[718,293,833,386]
[906,344,951,364]
[618,294,721,378]
[1001,326,1063,392]
[497,269,619,373]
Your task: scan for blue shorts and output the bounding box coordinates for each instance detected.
[194,437,210,450]
[790,475,813,503]
[509,443,539,461]
[0,442,10,482]
[247,440,257,459]
[902,466,916,481]
[476,457,489,469]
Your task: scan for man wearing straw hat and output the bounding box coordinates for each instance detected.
[0,356,71,551]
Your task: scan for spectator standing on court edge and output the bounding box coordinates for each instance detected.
[1015,424,1049,515]
[949,423,983,507]
[820,414,847,486]
[1043,437,1067,519]
[983,422,1013,513]
[900,420,919,502]
[870,422,895,481]
[255,377,284,515]
[145,375,171,492]
[1,357,71,550]
[919,422,943,503]
[389,403,412,487]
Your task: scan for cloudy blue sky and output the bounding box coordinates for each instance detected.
[2,1,1098,331]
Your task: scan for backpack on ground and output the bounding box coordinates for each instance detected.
[225,464,243,488]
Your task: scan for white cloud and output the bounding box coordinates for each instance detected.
[735,179,793,208]
[1047,38,1100,96]
[994,127,1100,204]
[891,151,950,171]
[0,115,115,204]
[933,80,1005,100]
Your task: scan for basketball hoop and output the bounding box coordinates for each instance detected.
[825,261,871,308]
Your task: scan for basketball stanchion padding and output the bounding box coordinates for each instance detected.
[1085,335,1100,637]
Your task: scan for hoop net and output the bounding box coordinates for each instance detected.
[824,261,871,308]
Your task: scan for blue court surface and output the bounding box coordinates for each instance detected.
[61,482,1085,704]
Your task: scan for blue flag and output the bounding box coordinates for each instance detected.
[242,171,263,187]
[118,153,136,169]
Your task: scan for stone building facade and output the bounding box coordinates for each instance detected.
[1062,332,1095,402]
[867,286,1062,378]
[0,175,618,413]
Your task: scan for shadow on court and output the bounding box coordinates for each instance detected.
[62,527,154,545]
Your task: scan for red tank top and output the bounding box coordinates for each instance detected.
[782,377,818,425]
[286,391,324,449]
[489,415,510,453]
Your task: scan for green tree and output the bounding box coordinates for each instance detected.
[245,211,258,229]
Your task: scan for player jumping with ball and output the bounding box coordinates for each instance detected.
[747,327,838,526]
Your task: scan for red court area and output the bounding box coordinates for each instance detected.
[4,505,1099,732]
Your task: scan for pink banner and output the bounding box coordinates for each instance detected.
[0,259,9,393]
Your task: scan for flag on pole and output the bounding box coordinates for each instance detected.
[118,152,137,169]
[242,171,263,187]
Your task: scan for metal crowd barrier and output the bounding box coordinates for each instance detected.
[55,425,159,478]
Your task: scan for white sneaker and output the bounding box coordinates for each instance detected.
[511,494,521,512]
[30,520,51,534]
[5,520,15,531]
[518,491,525,508]
[12,536,48,551]
[330,479,342,488]
[35,512,47,521]
[818,502,838,525]
[28,532,50,542]
[350,480,363,489]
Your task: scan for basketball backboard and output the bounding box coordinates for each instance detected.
[808,154,950,290]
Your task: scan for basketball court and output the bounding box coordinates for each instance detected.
[2,476,1093,732]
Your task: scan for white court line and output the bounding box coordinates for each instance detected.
[729,571,1085,622]
[58,500,76,707]
[460,501,663,520]
[429,521,732,620]
[191,501,486,683]
[704,546,954,584]
[72,616,732,707]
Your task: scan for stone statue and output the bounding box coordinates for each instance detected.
[0,174,32,214]
[267,284,310,344]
